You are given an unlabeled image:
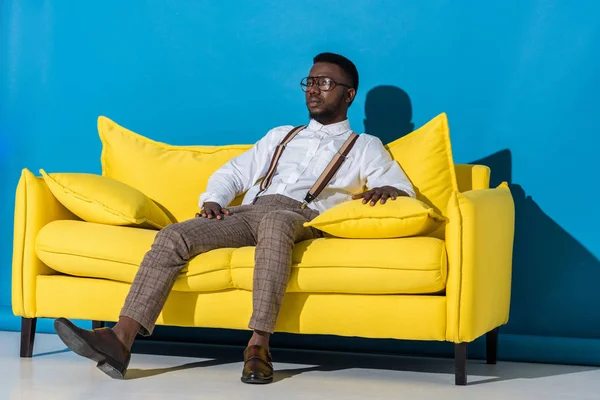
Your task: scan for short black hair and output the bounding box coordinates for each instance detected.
[313,52,359,93]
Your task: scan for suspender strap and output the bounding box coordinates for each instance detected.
[259,125,306,191]
[301,132,359,209]
[254,126,359,208]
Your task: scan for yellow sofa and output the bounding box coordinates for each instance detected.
[11,115,514,385]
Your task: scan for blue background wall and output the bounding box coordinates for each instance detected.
[1,1,599,364]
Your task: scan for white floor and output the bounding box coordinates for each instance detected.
[1,332,599,400]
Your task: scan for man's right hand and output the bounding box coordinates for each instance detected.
[196,202,231,220]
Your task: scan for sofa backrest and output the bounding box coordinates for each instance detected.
[99,116,252,222]
[99,116,482,224]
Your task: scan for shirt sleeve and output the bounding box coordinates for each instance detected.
[198,126,291,208]
[360,136,416,198]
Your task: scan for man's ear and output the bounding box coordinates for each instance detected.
[346,88,356,103]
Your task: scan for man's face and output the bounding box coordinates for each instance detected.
[305,62,354,121]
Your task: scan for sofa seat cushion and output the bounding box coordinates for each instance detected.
[35,220,234,292]
[231,237,447,294]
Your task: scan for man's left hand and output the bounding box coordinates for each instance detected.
[352,186,408,206]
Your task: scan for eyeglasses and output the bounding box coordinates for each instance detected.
[301,76,352,92]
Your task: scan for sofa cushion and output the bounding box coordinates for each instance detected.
[40,170,174,229]
[231,237,447,294]
[35,221,447,296]
[35,220,234,292]
[98,116,251,223]
[304,197,446,239]
[386,113,459,239]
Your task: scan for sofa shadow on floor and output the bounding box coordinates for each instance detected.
[125,340,598,385]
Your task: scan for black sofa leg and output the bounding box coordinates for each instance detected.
[20,317,37,358]
[92,320,105,330]
[487,327,499,364]
[455,342,467,385]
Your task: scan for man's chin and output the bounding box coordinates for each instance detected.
[308,108,333,120]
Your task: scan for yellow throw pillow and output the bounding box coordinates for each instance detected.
[40,170,174,229]
[386,113,458,238]
[304,197,447,239]
[98,116,251,222]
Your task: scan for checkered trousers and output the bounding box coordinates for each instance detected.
[120,195,323,336]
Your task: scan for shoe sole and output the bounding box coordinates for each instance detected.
[241,375,273,384]
[54,318,127,379]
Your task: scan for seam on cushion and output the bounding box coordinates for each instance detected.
[14,172,28,316]
[442,114,460,192]
[234,271,446,294]
[226,251,236,288]
[439,241,445,286]
[230,264,442,272]
[35,248,229,277]
[99,121,108,177]
[143,214,165,229]
[103,118,251,155]
[428,209,449,222]
[455,192,465,342]
[312,213,445,226]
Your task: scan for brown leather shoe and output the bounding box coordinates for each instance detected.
[241,345,273,384]
[54,317,131,379]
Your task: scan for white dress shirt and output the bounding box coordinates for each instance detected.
[199,119,415,214]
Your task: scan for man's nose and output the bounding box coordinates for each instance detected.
[308,84,321,96]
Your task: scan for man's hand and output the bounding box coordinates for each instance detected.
[351,186,408,206]
[195,202,231,220]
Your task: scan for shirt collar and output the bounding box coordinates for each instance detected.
[307,119,351,136]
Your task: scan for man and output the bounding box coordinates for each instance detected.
[54,52,416,384]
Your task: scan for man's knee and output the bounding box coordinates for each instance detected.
[259,210,299,227]
[153,222,191,252]
[258,210,302,239]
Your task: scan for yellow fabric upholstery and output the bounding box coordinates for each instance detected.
[98,116,251,222]
[454,164,491,192]
[36,276,447,340]
[386,113,459,238]
[11,112,513,349]
[303,197,446,239]
[36,221,234,292]
[231,237,447,294]
[35,220,447,295]
[40,170,174,229]
[12,169,79,318]
[445,183,514,342]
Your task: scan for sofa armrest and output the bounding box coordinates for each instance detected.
[12,168,78,318]
[454,164,491,192]
[445,183,515,343]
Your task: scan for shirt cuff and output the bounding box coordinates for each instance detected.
[394,183,416,199]
[198,192,230,210]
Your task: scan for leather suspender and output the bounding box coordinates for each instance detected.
[259,125,306,192]
[254,126,360,209]
[301,131,359,208]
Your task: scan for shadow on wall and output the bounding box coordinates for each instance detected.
[364,85,414,144]
[471,150,600,337]
[364,85,600,338]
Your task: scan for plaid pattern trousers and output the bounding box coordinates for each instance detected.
[120,195,323,335]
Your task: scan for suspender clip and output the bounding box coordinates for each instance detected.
[252,189,265,205]
[302,193,316,209]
